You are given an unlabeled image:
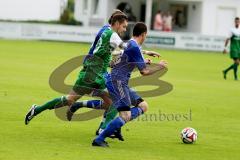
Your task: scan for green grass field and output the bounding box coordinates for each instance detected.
[0,39,240,160]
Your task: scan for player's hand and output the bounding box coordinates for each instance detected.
[145,51,161,57]
[159,60,168,69]
[223,49,227,54]
[145,58,152,64]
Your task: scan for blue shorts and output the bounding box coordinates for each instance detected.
[105,76,143,111]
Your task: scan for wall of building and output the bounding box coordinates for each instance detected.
[4,0,236,36]
[74,0,89,25]
[76,0,146,26]
[0,0,63,21]
[74,0,108,26]
[201,0,240,36]
[106,0,142,22]
[187,1,202,33]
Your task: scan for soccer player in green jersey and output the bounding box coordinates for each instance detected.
[223,17,240,80]
[25,14,128,125]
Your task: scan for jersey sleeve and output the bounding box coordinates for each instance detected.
[228,29,233,38]
[130,46,146,71]
[110,32,123,49]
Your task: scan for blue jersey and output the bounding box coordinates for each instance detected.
[88,24,111,55]
[110,39,146,82]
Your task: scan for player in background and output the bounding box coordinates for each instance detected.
[25,14,128,128]
[223,17,240,80]
[92,22,168,147]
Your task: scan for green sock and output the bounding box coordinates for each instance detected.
[97,112,107,130]
[100,105,118,129]
[233,63,239,79]
[224,64,234,73]
[34,96,68,115]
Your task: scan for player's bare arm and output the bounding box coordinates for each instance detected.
[142,50,161,57]
[140,60,168,76]
[223,38,230,54]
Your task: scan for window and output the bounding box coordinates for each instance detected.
[170,4,188,29]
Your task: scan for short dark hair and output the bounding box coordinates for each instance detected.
[235,17,240,21]
[111,14,128,25]
[157,10,162,14]
[133,22,147,37]
[108,9,125,24]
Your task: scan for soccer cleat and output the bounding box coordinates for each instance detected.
[66,108,74,121]
[95,123,104,135]
[66,102,83,121]
[95,129,99,136]
[112,128,124,141]
[25,105,37,125]
[222,71,227,80]
[115,129,124,141]
[92,140,109,147]
[95,128,124,141]
[107,129,124,141]
[96,128,105,135]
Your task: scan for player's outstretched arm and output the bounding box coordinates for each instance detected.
[223,38,230,54]
[140,60,167,76]
[142,50,161,57]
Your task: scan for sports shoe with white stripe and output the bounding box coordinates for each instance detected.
[92,140,109,147]
[96,128,124,141]
[25,105,37,125]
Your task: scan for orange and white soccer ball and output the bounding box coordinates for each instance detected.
[180,127,197,144]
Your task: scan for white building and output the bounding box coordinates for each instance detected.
[1,0,239,36]
[0,0,239,51]
[74,0,240,36]
[0,0,67,21]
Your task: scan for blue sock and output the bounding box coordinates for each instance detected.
[130,107,144,120]
[86,100,103,109]
[95,117,125,142]
[70,100,103,112]
[95,107,144,142]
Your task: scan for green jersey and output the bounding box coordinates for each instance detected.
[73,28,123,95]
[83,28,122,80]
[91,29,122,72]
[229,28,240,58]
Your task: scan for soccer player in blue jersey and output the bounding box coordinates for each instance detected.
[92,22,168,147]
[67,15,160,140]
